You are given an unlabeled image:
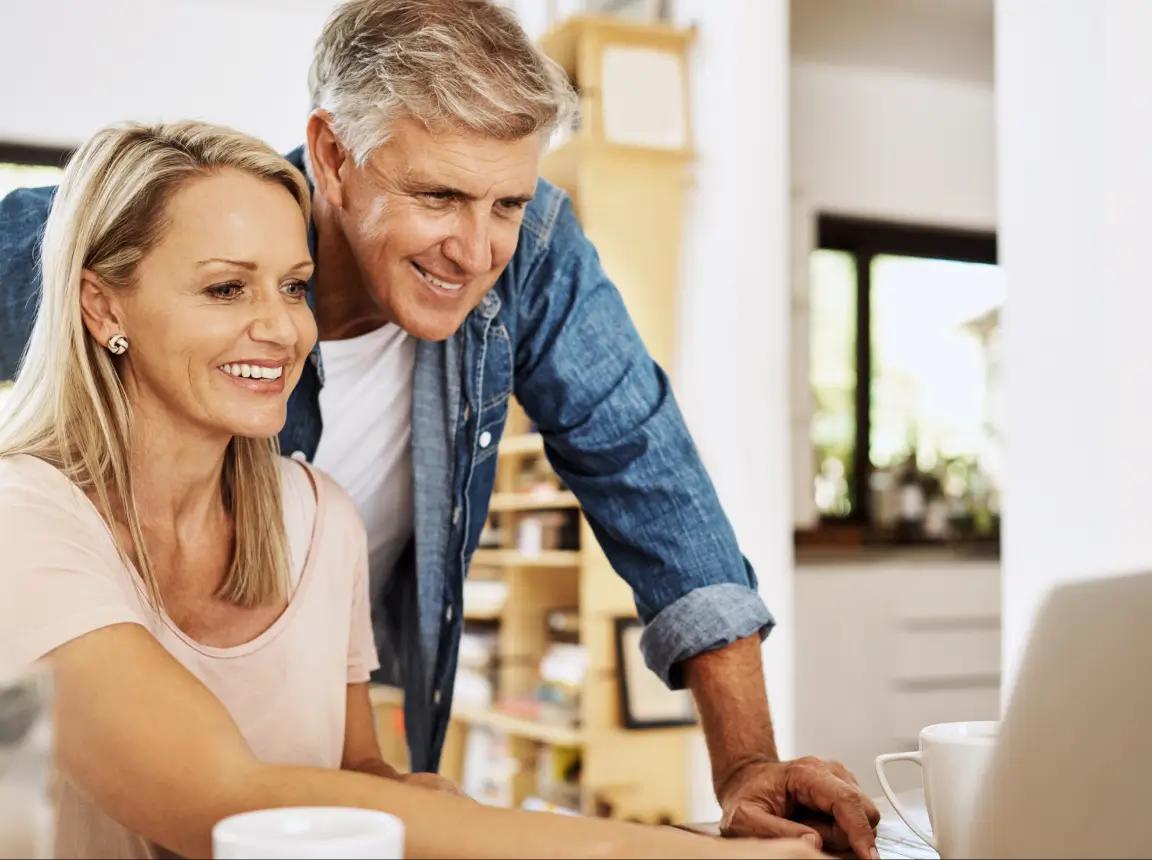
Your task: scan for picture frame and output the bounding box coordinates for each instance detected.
[613,616,698,729]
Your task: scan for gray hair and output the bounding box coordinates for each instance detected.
[309,0,578,164]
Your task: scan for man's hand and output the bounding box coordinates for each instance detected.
[683,636,880,859]
[717,757,880,860]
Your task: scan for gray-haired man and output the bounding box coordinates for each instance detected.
[0,1,879,856]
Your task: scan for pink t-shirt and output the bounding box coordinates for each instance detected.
[0,454,379,859]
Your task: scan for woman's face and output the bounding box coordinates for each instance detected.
[101,169,316,440]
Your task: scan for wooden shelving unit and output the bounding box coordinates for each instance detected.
[370,14,699,825]
[488,491,579,512]
[496,433,545,458]
[471,548,581,568]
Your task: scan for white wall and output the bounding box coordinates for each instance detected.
[997,0,1152,690]
[0,0,341,152]
[674,0,793,821]
[789,61,997,525]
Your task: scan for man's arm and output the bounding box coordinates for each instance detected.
[686,637,880,860]
[512,191,772,687]
[0,185,56,380]
[512,188,877,858]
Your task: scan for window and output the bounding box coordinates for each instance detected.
[808,215,1002,546]
[0,142,69,201]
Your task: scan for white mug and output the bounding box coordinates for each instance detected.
[875,721,998,859]
[213,807,404,859]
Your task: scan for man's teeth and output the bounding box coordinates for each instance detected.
[416,265,464,292]
[219,363,284,380]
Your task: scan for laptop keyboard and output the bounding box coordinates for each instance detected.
[876,818,938,860]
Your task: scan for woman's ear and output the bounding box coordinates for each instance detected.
[307,111,347,210]
[79,270,123,346]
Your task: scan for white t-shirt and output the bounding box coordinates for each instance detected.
[312,323,415,596]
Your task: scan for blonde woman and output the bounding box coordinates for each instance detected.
[0,121,816,860]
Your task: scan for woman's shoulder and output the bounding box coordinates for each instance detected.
[0,453,86,509]
[277,456,364,538]
[0,454,110,552]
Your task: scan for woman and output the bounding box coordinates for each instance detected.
[0,121,817,860]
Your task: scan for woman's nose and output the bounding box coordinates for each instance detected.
[249,296,297,346]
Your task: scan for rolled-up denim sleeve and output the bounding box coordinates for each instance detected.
[640,583,774,687]
[511,188,774,689]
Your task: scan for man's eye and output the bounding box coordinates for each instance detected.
[498,199,527,213]
[423,191,456,203]
[281,279,309,298]
[208,282,243,300]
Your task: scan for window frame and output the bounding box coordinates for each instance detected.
[815,214,998,525]
[0,141,73,168]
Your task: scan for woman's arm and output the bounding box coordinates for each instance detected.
[50,623,821,860]
[342,682,467,795]
[341,682,402,780]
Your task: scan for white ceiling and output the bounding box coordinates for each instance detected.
[791,0,994,85]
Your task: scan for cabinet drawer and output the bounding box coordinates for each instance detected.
[893,626,1000,682]
[885,685,1000,749]
[890,566,1000,621]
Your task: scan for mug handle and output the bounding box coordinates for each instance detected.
[874,751,937,849]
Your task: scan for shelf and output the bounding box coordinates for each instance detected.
[488,491,579,512]
[369,685,583,746]
[369,684,404,708]
[452,703,584,747]
[462,605,504,622]
[498,433,545,458]
[471,549,581,568]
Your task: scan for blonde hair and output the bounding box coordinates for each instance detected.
[308,0,579,165]
[0,121,311,610]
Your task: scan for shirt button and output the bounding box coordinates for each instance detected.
[445,604,454,623]
[452,506,461,525]
[478,430,493,449]
[433,689,442,706]
[290,450,307,462]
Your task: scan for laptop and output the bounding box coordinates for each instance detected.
[968,570,1152,857]
[683,572,1152,858]
[880,570,1152,859]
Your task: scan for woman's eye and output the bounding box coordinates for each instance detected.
[281,279,309,298]
[208,282,243,300]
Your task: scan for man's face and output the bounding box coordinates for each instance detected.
[333,117,542,341]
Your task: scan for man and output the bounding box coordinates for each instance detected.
[0,1,879,856]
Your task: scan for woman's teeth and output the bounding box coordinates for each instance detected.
[415,264,464,292]
[219,363,283,380]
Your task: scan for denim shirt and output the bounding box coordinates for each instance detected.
[0,149,773,771]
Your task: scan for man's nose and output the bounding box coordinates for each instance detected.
[443,210,493,275]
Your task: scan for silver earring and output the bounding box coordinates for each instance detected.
[106,334,128,355]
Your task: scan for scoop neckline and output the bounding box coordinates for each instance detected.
[48,455,326,659]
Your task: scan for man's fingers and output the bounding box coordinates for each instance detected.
[786,761,879,859]
[794,813,853,853]
[826,759,860,788]
[722,800,823,849]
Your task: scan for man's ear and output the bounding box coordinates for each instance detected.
[79,270,124,346]
[307,111,349,210]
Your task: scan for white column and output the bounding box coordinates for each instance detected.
[674,0,792,819]
[998,0,1152,691]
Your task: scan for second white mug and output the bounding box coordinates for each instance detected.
[875,720,998,859]
[213,807,404,859]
